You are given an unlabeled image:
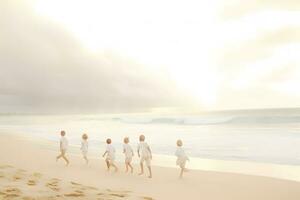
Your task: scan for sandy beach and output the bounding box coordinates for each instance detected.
[2,0,300,199]
[0,133,300,200]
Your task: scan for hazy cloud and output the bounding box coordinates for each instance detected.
[219,27,300,67]
[220,0,300,19]
[1,0,300,113]
[0,1,191,113]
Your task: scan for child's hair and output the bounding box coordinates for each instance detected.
[139,134,145,142]
[123,137,129,144]
[106,138,112,144]
[60,130,66,136]
[176,139,183,147]
[82,133,88,140]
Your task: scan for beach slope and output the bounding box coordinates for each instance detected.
[0,134,300,200]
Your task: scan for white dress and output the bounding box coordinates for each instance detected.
[137,142,151,158]
[123,143,133,162]
[137,142,151,166]
[106,144,116,162]
[60,136,68,151]
[175,147,189,168]
[81,140,88,156]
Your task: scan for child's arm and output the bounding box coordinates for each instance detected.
[137,145,140,157]
[147,146,152,159]
[60,141,63,150]
[186,152,190,161]
[102,151,108,157]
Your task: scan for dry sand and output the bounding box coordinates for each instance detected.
[0,134,300,200]
[0,164,142,200]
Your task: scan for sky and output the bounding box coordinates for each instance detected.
[0,0,300,113]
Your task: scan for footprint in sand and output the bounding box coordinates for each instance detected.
[0,167,153,200]
[13,175,23,181]
[46,185,60,192]
[27,180,37,186]
[0,187,22,198]
[12,169,27,181]
[64,190,85,197]
[70,181,82,186]
[49,178,61,184]
[109,193,128,198]
[142,197,154,200]
[46,179,61,192]
[26,172,43,186]
[47,182,58,186]
[74,190,84,193]
[85,186,98,191]
[70,181,90,191]
[96,190,130,199]
[107,189,131,195]
[22,196,35,200]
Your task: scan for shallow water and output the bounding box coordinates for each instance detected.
[0,110,300,166]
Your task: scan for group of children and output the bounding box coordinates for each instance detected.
[56,130,189,178]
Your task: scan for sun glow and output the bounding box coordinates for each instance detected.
[33,0,300,110]
[34,0,221,108]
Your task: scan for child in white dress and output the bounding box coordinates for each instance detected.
[102,138,118,172]
[123,137,134,173]
[175,139,189,178]
[56,130,70,166]
[81,133,89,164]
[137,134,152,178]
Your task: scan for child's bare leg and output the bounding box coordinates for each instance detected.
[147,166,152,178]
[179,167,184,179]
[56,153,62,161]
[84,156,88,164]
[125,163,129,173]
[62,154,69,166]
[105,160,110,171]
[139,162,144,175]
[56,150,65,161]
[111,163,118,172]
[128,163,133,173]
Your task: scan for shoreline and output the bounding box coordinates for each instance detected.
[3,131,300,182]
[1,133,300,199]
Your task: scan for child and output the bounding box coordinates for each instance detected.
[56,130,70,166]
[102,138,118,172]
[81,133,89,164]
[123,137,134,173]
[175,139,189,178]
[137,134,152,178]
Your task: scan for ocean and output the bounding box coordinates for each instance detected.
[1,108,300,166]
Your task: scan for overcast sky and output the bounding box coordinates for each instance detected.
[1,0,300,113]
